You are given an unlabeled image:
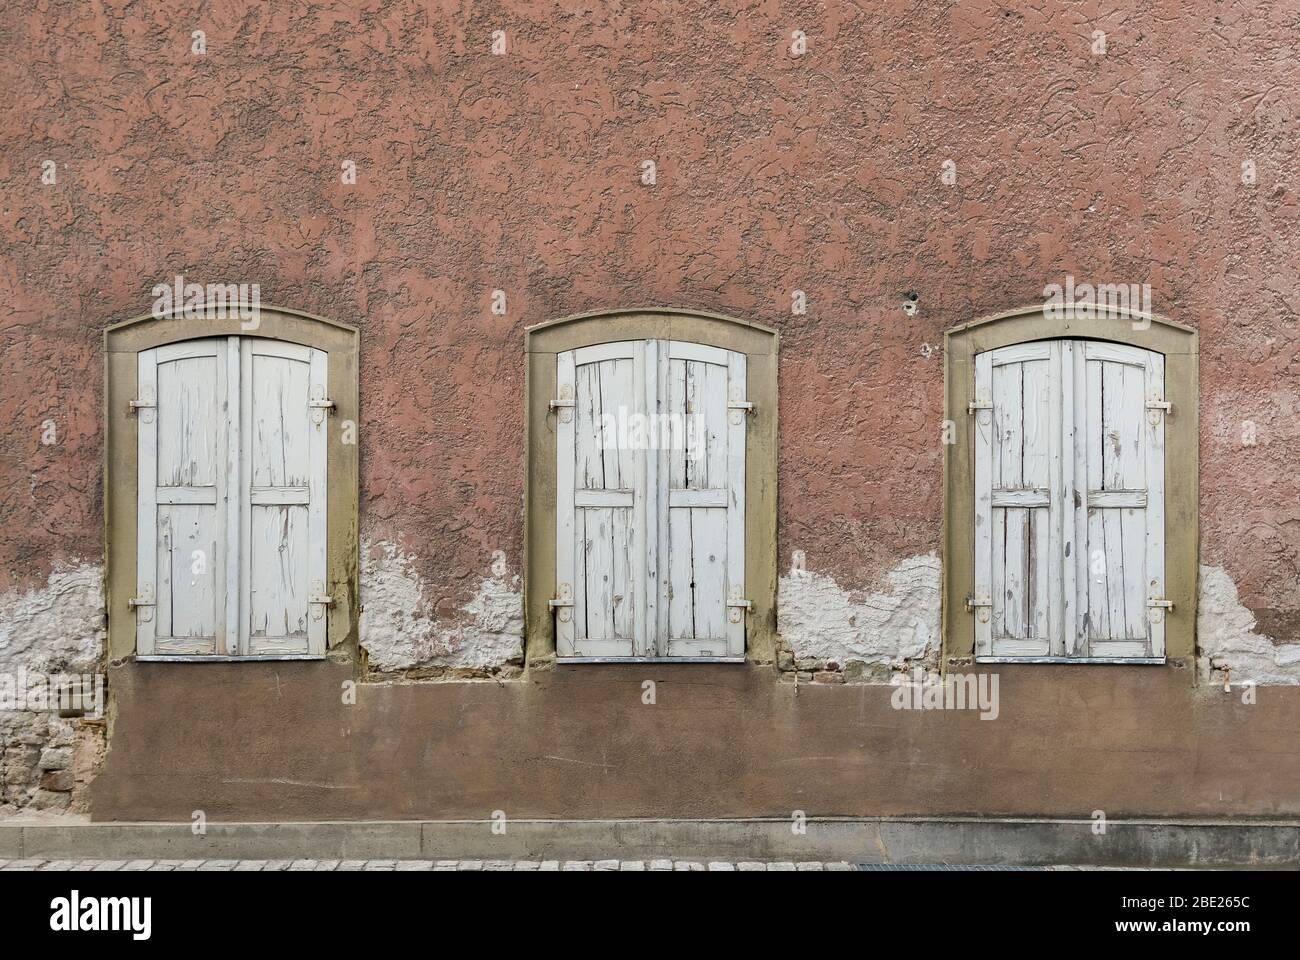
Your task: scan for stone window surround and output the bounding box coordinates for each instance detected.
[942,305,1199,668]
[104,306,361,664]
[524,308,780,665]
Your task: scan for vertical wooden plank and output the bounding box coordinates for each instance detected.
[1101,362,1127,637]
[1030,508,1050,642]
[1022,356,1051,642]
[602,359,637,489]
[169,505,218,638]
[972,351,993,656]
[1059,341,1076,655]
[642,340,658,656]
[585,507,615,639]
[575,362,602,490]
[667,507,694,639]
[155,505,172,641]
[700,361,727,489]
[657,347,672,649]
[574,511,588,641]
[725,350,746,657]
[993,361,1022,491]
[307,347,329,655]
[610,506,634,639]
[1116,363,1144,642]
[668,358,686,491]
[239,339,253,655]
[136,348,158,655]
[554,350,577,655]
[1003,507,1026,638]
[223,337,240,655]
[1146,351,1167,657]
[993,360,1023,640]
[1072,342,1090,654]
[690,507,727,640]
[1085,357,1109,640]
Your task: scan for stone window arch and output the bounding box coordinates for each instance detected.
[943,305,1199,666]
[105,305,359,662]
[524,308,778,664]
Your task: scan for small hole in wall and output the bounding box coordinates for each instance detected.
[903,291,919,316]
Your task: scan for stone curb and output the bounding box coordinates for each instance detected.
[0,817,1296,867]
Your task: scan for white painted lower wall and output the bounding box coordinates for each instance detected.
[0,562,105,816]
[358,540,524,673]
[776,553,942,672]
[1197,564,1300,685]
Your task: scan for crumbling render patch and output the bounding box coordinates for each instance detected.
[359,540,524,675]
[1198,564,1300,685]
[0,563,103,674]
[777,553,940,679]
[0,562,105,817]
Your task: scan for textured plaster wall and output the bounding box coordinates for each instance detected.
[0,4,1296,689]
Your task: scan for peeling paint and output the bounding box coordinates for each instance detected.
[0,563,104,673]
[0,563,104,816]
[777,554,940,672]
[359,540,523,673]
[1197,565,1300,685]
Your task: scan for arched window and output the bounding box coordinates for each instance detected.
[525,309,778,664]
[944,306,1198,665]
[105,306,359,661]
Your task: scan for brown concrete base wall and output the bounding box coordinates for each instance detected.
[90,662,1300,822]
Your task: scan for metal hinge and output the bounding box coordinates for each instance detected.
[129,387,156,421]
[550,384,575,423]
[309,382,335,424]
[967,399,992,414]
[550,583,574,623]
[966,595,992,624]
[1146,397,1171,425]
[1148,597,1173,624]
[129,584,155,623]
[728,385,754,424]
[726,595,751,624]
[309,580,333,622]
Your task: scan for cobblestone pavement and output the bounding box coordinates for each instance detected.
[0,859,1095,871]
[0,858,857,871]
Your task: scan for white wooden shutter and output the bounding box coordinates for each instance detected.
[660,341,745,658]
[136,339,230,655]
[974,339,1165,660]
[974,342,1062,658]
[555,341,648,657]
[1073,341,1165,658]
[555,339,746,659]
[138,336,328,658]
[240,339,328,656]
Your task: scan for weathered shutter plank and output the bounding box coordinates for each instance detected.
[146,340,226,655]
[135,348,159,655]
[972,350,993,657]
[241,340,315,655]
